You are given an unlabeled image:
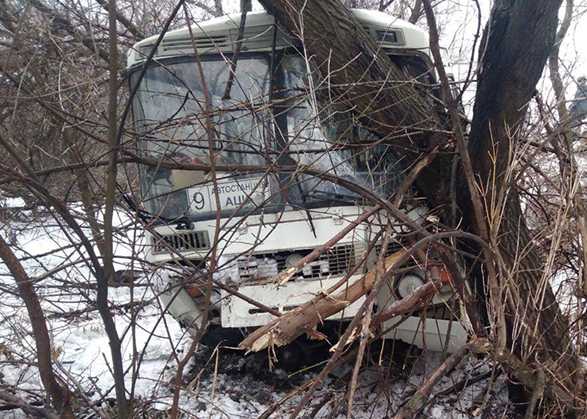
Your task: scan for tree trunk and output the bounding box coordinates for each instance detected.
[0,235,75,419]
[261,0,583,411]
[258,0,454,206]
[465,0,580,404]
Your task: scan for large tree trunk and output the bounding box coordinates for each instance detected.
[466,0,580,403]
[258,0,454,205]
[260,0,583,411]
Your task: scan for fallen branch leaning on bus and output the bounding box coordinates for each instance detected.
[239,248,405,353]
[239,241,447,353]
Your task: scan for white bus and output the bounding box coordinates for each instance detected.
[127,9,468,353]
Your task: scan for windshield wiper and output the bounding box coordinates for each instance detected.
[306,190,361,205]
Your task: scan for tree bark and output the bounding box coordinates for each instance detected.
[0,235,75,419]
[257,0,453,206]
[466,0,580,399]
[101,0,129,416]
[261,0,584,411]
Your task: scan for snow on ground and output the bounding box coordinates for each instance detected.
[0,208,512,418]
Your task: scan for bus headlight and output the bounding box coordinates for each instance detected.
[285,253,304,268]
[397,270,425,299]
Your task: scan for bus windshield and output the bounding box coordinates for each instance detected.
[131,54,406,221]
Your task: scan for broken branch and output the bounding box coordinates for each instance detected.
[239,248,408,353]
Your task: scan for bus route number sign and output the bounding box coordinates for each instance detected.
[188,178,266,213]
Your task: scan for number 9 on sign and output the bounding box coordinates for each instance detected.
[193,192,205,210]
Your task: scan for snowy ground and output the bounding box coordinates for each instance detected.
[0,208,514,418]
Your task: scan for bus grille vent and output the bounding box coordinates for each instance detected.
[375,241,405,259]
[236,243,363,283]
[151,231,210,254]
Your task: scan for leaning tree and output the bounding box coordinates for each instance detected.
[250,0,584,414]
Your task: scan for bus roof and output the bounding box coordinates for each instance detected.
[127,9,429,68]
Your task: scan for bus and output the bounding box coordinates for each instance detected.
[127,9,468,353]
